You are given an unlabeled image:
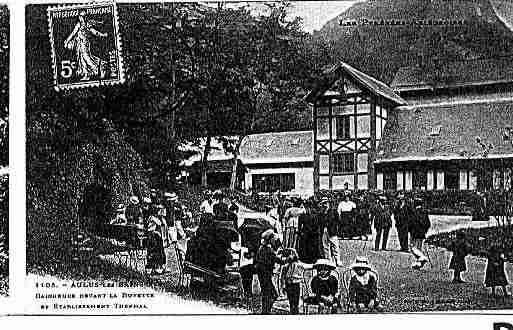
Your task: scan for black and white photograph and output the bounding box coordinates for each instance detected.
[0,4,8,299]
[25,0,513,315]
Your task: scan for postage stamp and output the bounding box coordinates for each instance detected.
[47,2,124,90]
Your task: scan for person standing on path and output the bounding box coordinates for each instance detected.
[409,198,430,269]
[297,200,322,264]
[282,198,305,249]
[255,229,285,314]
[393,194,414,252]
[372,196,392,251]
[319,197,341,267]
[337,192,357,239]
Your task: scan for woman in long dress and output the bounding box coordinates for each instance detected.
[297,201,322,264]
[64,11,108,80]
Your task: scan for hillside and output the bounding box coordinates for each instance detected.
[313,0,513,84]
[491,0,513,32]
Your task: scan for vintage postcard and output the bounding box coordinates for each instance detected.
[25,0,513,315]
[47,2,124,90]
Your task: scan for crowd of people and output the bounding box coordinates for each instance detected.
[108,185,510,314]
[109,189,196,274]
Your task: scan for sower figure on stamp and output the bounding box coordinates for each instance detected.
[64,11,108,81]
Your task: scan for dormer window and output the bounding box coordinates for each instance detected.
[429,125,441,137]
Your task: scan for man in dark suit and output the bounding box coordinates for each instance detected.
[393,193,414,252]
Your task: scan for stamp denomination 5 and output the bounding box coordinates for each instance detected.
[47,2,125,90]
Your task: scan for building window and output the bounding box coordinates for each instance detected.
[333,153,354,173]
[477,168,493,191]
[445,169,459,190]
[413,170,427,190]
[336,116,351,139]
[384,171,396,190]
[252,173,295,193]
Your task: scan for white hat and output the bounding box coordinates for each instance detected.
[129,196,139,204]
[350,256,372,270]
[261,229,276,242]
[313,258,336,270]
[164,192,178,201]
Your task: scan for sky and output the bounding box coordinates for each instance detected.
[207,1,360,33]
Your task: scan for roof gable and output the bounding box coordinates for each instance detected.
[305,61,407,106]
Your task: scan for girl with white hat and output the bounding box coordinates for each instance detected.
[348,256,382,312]
[303,258,340,313]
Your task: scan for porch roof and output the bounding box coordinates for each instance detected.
[376,99,513,163]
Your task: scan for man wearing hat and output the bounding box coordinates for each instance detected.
[163,192,179,226]
[348,256,382,312]
[126,195,143,225]
[372,196,392,251]
[304,259,339,313]
[319,197,341,266]
[409,198,430,269]
[393,193,413,252]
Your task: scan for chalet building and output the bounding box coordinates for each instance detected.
[305,62,408,191]
[306,58,513,192]
[186,58,513,194]
[375,57,513,192]
[183,131,314,196]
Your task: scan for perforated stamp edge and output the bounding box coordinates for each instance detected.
[47,1,125,91]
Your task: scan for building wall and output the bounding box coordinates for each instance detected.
[377,166,483,191]
[245,165,314,197]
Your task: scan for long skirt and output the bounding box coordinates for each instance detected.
[298,230,322,264]
[146,232,166,270]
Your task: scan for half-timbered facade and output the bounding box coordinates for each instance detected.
[305,62,407,192]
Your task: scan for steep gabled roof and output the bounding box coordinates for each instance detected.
[391,56,513,92]
[305,61,407,106]
[376,100,513,163]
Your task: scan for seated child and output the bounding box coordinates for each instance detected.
[304,259,339,313]
[280,248,304,314]
[348,257,383,312]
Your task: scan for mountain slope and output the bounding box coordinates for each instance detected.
[313,0,513,83]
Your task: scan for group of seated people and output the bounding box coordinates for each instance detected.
[248,225,383,314]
